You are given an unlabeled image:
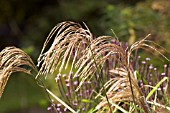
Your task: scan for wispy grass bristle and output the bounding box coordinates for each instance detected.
[0,46,36,98]
[36,21,92,79]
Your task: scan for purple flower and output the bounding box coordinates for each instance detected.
[74,81,78,86]
[57,107,60,111]
[47,107,52,111]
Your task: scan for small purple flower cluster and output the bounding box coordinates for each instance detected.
[133,55,170,100]
[48,72,95,113]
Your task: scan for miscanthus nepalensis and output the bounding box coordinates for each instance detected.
[0,21,169,113]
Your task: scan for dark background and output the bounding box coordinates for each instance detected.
[0,0,170,113]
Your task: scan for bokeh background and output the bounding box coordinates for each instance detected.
[0,0,170,113]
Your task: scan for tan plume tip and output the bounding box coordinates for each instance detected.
[0,46,36,98]
[36,21,93,79]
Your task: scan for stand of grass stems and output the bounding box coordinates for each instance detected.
[0,21,170,113]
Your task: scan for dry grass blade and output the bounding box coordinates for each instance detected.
[37,21,92,79]
[0,46,36,98]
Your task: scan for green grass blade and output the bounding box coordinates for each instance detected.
[134,71,147,84]
[146,77,168,100]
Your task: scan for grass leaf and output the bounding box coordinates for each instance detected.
[146,77,168,100]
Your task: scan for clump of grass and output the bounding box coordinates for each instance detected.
[0,21,169,113]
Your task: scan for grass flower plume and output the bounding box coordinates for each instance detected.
[0,47,36,97]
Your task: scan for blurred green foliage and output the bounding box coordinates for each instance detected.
[0,0,169,112]
[99,1,170,47]
[0,74,48,113]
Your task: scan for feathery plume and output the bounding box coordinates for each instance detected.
[0,46,36,98]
